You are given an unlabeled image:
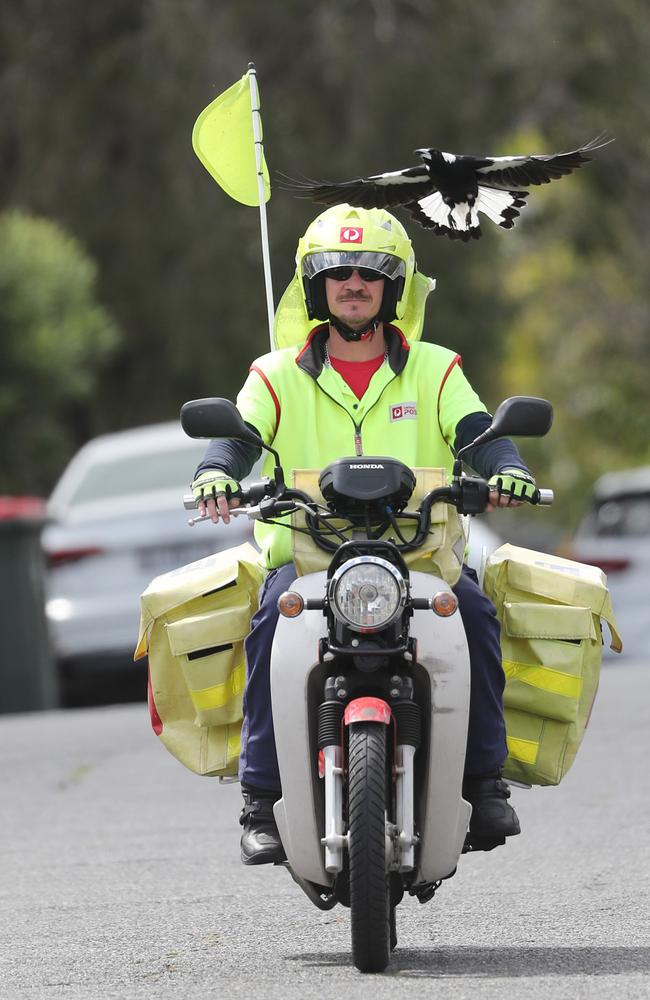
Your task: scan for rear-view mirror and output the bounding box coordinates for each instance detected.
[180,398,262,444]
[489,396,553,439]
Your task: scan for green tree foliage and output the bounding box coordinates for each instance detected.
[0,0,647,522]
[492,124,650,528]
[0,210,120,493]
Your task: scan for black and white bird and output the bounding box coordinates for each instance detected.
[284,136,610,241]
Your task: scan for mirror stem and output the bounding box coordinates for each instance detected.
[273,466,285,490]
[258,441,285,492]
[454,427,496,469]
[453,426,498,480]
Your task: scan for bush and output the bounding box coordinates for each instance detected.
[0,210,121,493]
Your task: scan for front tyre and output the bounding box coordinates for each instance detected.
[348,722,390,973]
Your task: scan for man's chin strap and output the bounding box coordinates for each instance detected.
[329,315,380,342]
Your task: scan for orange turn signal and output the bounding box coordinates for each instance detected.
[277,591,304,618]
[431,591,458,617]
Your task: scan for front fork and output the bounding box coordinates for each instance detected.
[319,687,420,875]
[322,744,345,872]
[394,743,417,871]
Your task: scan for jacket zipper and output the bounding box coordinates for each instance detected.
[355,374,403,456]
[312,381,365,454]
[315,368,399,458]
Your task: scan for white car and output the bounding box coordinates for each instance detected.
[43,422,258,703]
[566,466,650,660]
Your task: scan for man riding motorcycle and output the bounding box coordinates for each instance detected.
[191,205,537,865]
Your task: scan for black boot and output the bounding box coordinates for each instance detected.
[239,786,286,866]
[463,771,521,840]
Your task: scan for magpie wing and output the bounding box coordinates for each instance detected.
[475,136,611,188]
[280,166,433,208]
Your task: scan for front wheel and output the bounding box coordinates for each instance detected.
[348,722,391,973]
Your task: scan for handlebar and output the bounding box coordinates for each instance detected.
[534,488,554,506]
[184,477,554,529]
[183,488,300,526]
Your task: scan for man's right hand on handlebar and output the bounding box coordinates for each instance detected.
[191,470,241,525]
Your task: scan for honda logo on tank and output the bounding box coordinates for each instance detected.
[339,227,363,243]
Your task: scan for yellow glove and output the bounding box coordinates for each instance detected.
[191,470,240,503]
[488,468,536,502]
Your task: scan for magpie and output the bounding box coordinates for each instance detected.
[283,136,611,241]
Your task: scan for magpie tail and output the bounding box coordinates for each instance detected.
[275,171,332,198]
[476,186,529,230]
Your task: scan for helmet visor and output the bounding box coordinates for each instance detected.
[302,251,406,282]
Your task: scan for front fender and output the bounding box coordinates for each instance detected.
[344,697,391,726]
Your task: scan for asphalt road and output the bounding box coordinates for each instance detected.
[2,657,649,1000]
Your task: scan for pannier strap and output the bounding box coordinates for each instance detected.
[506,735,539,765]
[191,662,246,712]
[503,659,582,700]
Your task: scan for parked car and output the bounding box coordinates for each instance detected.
[564,466,650,660]
[43,422,259,705]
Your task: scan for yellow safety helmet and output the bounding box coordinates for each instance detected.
[296,204,416,323]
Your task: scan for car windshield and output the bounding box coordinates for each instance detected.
[587,494,650,537]
[65,445,207,506]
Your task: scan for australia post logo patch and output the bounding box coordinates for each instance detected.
[390,402,417,422]
[340,226,363,244]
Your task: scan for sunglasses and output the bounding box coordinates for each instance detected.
[324,266,385,283]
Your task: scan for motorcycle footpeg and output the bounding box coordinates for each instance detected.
[462,833,506,853]
[411,879,443,904]
[281,863,338,911]
[410,864,458,904]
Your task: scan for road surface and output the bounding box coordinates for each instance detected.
[1,657,649,998]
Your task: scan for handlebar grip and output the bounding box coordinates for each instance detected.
[269,500,299,514]
[184,479,274,512]
[532,488,554,506]
[183,485,246,510]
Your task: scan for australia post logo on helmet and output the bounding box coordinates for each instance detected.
[339,226,363,244]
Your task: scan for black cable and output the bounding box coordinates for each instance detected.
[386,508,410,545]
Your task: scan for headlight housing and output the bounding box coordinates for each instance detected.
[329,556,407,633]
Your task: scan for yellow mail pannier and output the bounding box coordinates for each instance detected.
[483,543,622,785]
[291,467,467,585]
[135,542,265,777]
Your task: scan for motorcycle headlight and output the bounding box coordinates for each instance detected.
[329,556,406,633]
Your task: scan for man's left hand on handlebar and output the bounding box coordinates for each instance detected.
[191,470,241,524]
[486,468,536,512]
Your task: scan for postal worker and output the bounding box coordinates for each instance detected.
[192,205,537,864]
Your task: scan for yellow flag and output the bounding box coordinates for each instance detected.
[192,71,271,206]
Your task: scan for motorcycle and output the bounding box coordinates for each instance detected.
[181,394,553,973]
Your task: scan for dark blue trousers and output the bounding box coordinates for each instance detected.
[238,563,507,791]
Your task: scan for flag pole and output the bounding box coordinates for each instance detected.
[248,62,275,351]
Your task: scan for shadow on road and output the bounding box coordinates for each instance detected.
[288,945,650,977]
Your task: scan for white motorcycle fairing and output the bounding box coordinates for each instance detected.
[271,568,472,887]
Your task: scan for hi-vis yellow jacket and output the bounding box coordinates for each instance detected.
[235,324,488,569]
